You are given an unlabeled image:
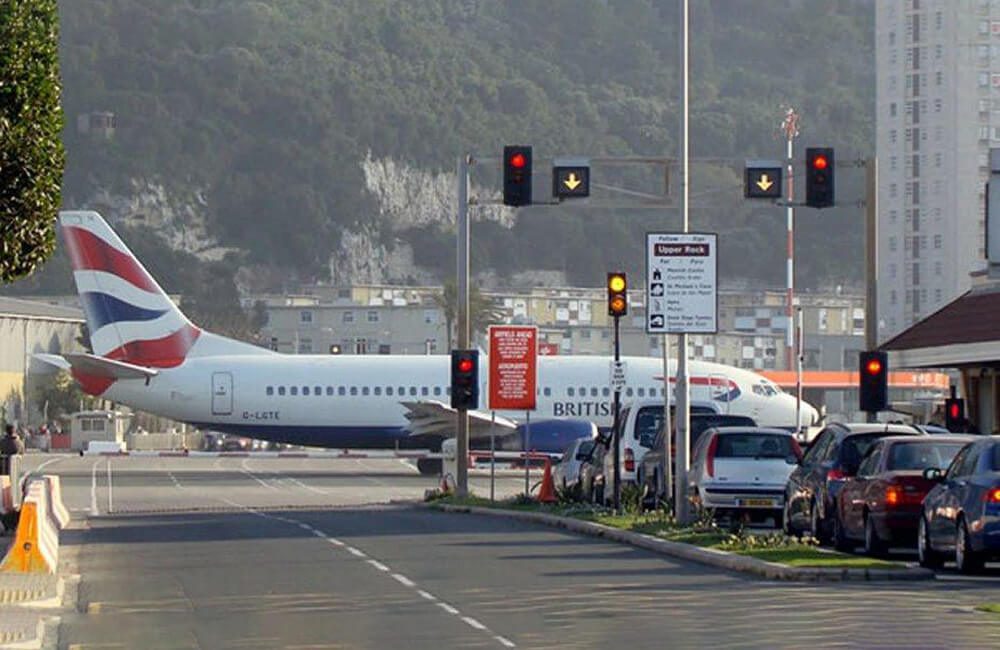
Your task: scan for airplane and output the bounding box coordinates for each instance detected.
[36,211,820,473]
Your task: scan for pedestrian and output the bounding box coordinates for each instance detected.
[0,424,25,477]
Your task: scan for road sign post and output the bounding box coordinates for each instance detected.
[488,325,538,497]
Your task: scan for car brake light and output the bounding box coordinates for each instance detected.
[706,434,719,478]
[986,488,1000,503]
[827,468,847,481]
[624,448,635,472]
[886,485,901,506]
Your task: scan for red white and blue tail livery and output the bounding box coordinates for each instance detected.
[37,211,819,459]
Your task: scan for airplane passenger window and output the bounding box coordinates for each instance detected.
[544,387,551,396]
[421,387,429,396]
[591,387,598,397]
[626,388,634,397]
[410,387,417,396]
[568,387,575,397]
[446,387,451,395]
[350,387,358,396]
[638,388,646,397]
[374,387,382,396]
[362,387,370,396]
[433,387,441,396]
[302,386,310,395]
[266,386,273,396]
[314,386,321,395]
[291,386,298,396]
[278,386,286,396]
[398,386,405,395]
[326,387,333,396]
[338,387,346,396]
[578,386,585,396]
[603,387,610,397]
[386,387,394,396]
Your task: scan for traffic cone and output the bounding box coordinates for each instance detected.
[536,458,557,504]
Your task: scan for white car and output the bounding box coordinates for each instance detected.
[689,426,802,526]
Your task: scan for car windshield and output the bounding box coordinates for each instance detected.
[886,441,966,471]
[991,444,1000,471]
[842,433,907,468]
[635,407,665,449]
[575,440,595,460]
[714,433,794,459]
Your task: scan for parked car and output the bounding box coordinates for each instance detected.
[553,437,597,491]
[784,423,926,541]
[832,435,974,555]
[637,414,758,508]
[579,441,607,505]
[919,436,1000,572]
[689,427,801,526]
[601,399,723,505]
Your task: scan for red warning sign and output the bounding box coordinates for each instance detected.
[488,325,538,411]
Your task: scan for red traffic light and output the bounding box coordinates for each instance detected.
[865,358,882,375]
[949,402,961,419]
[510,153,526,169]
[458,358,474,373]
[812,154,828,171]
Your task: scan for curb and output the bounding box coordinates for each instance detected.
[422,503,935,582]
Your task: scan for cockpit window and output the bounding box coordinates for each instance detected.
[753,382,780,397]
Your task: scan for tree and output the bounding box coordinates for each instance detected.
[433,280,505,350]
[32,370,94,423]
[0,0,64,283]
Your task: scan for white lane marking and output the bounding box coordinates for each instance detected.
[417,590,436,601]
[89,459,102,516]
[391,573,415,587]
[462,616,487,631]
[347,547,367,558]
[368,560,390,572]
[106,459,114,513]
[495,635,517,648]
[32,456,66,474]
[239,458,278,491]
[327,538,345,547]
[288,477,329,495]
[437,602,460,615]
[167,471,185,490]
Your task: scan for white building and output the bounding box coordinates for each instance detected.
[877,0,992,340]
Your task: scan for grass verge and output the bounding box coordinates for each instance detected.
[976,604,1000,615]
[427,493,902,570]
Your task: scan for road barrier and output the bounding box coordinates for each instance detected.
[0,475,69,574]
[82,449,450,459]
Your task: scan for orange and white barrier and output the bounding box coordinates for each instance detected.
[0,475,69,574]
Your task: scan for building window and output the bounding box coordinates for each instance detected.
[889,263,897,279]
[298,338,312,354]
[300,310,313,323]
[343,311,354,323]
[367,310,379,323]
[889,236,897,252]
[890,290,897,305]
[355,338,367,354]
[934,261,942,276]
[889,102,897,118]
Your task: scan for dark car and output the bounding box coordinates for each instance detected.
[579,442,607,504]
[637,414,758,508]
[919,437,1000,573]
[833,435,974,555]
[784,423,926,541]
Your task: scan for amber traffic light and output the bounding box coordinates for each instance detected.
[858,350,888,413]
[607,272,628,317]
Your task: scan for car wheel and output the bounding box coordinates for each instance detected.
[864,514,888,557]
[810,501,828,544]
[956,517,985,574]
[832,513,852,552]
[782,499,796,537]
[918,516,945,570]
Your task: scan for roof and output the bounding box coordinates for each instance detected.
[0,296,83,322]
[830,422,924,436]
[880,285,1000,367]
[876,434,977,444]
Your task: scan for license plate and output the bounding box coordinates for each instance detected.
[741,498,775,507]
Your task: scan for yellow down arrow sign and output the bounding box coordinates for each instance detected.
[563,173,582,190]
[756,174,773,191]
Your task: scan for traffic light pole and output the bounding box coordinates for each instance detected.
[456,154,471,496]
[612,314,622,512]
[864,157,879,423]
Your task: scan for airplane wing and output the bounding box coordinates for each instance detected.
[34,352,159,381]
[400,401,519,438]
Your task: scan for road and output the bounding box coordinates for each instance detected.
[15,453,1000,649]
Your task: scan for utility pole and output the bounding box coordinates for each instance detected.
[865,157,878,423]
[781,108,800,372]
[456,154,471,495]
[612,316,622,512]
[674,0,691,524]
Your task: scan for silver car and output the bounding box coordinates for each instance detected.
[553,438,597,490]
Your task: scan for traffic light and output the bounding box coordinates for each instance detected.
[450,349,480,410]
[503,145,532,207]
[944,397,966,432]
[607,272,628,318]
[858,350,888,413]
[805,147,835,208]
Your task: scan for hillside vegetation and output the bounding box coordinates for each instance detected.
[14,0,873,307]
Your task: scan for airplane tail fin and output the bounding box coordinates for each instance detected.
[60,211,270,367]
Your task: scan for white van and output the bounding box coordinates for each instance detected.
[600,399,721,504]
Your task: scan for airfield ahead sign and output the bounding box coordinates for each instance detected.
[488,325,538,411]
[646,232,718,334]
